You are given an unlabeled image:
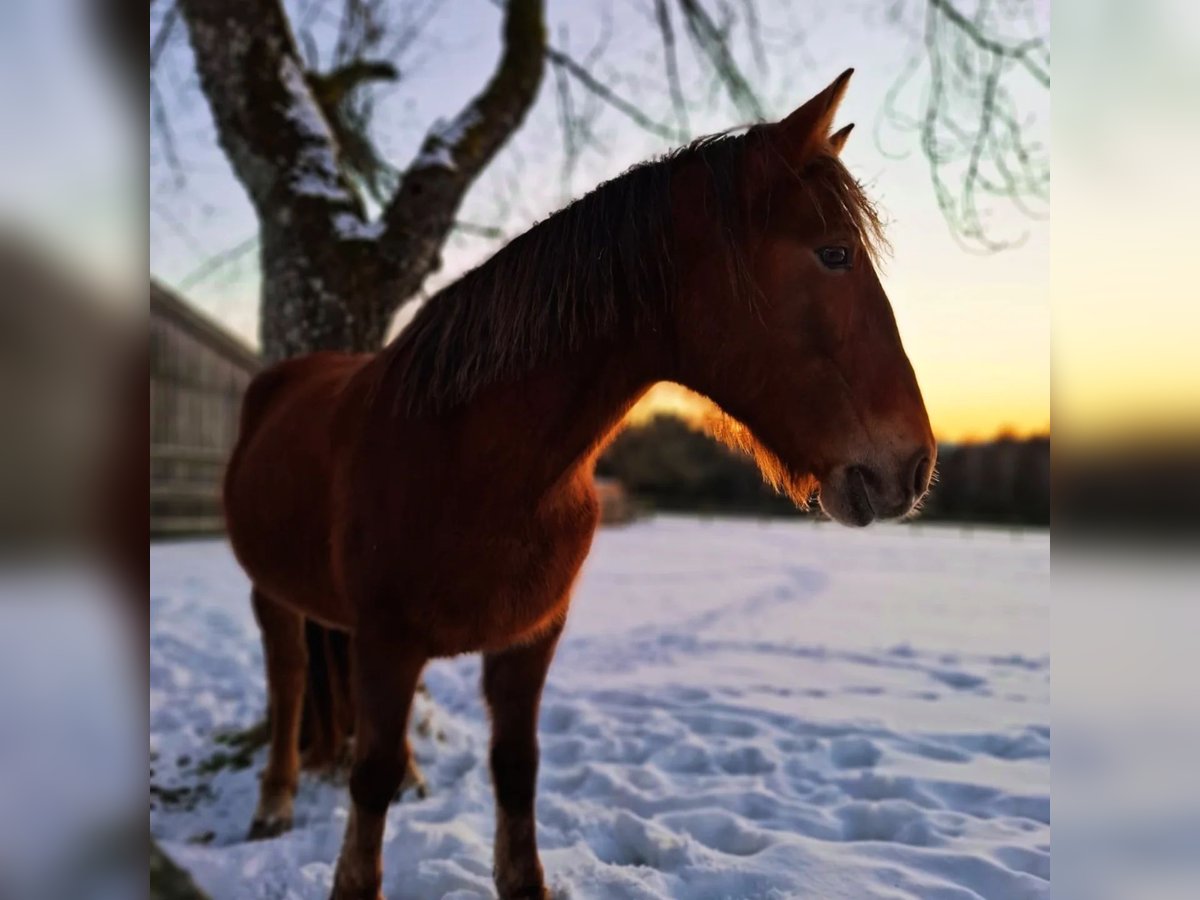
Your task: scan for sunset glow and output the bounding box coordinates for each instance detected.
[629,381,1048,445]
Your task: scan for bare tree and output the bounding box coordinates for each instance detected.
[178,0,545,359]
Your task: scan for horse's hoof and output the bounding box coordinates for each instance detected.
[499,884,550,900]
[395,760,428,802]
[391,781,427,803]
[401,777,429,801]
[246,814,292,840]
[327,891,382,900]
[329,871,383,900]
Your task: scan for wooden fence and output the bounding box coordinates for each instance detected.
[150,282,259,536]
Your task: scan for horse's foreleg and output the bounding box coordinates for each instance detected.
[248,589,306,839]
[331,636,425,900]
[483,620,565,900]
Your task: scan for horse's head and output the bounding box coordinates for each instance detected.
[672,70,935,526]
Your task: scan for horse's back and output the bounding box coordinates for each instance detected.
[224,351,369,626]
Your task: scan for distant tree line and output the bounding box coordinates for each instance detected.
[921,432,1050,526]
[1056,438,1200,540]
[598,416,1050,527]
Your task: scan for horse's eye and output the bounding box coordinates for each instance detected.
[817,246,851,270]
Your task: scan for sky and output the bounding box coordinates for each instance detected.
[1051,0,1200,442]
[137,3,1043,442]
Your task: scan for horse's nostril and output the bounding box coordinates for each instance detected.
[910,452,932,498]
[849,464,881,494]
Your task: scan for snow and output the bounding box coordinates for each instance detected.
[277,56,337,149]
[414,142,458,172]
[333,212,386,242]
[277,56,355,204]
[274,57,385,241]
[150,517,1049,899]
[412,107,482,172]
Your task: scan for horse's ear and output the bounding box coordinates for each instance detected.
[772,68,854,163]
[828,123,855,155]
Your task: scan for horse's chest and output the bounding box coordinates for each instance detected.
[407,491,600,655]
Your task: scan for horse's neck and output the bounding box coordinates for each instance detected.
[453,336,664,502]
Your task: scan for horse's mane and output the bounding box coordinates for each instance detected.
[381,128,883,416]
[796,152,889,265]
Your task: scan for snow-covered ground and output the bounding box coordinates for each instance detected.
[150,517,1049,900]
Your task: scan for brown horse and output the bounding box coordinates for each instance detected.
[223,69,935,900]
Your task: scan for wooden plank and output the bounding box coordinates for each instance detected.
[150,444,228,465]
[150,516,226,535]
[151,482,222,502]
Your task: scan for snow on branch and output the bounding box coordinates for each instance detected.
[411,107,484,172]
[377,0,546,296]
[178,0,368,234]
[278,56,357,203]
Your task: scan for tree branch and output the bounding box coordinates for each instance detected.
[928,0,1049,87]
[546,45,682,142]
[654,0,689,136]
[378,0,546,302]
[676,0,764,120]
[877,0,1048,252]
[178,0,364,228]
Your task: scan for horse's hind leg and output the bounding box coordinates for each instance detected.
[247,589,307,839]
[483,621,565,900]
[331,635,425,900]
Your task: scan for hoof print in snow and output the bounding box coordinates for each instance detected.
[830,736,882,769]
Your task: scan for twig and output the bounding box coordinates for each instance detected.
[654,0,690,136]
[545,45,684,143]
[178,236,260,291]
